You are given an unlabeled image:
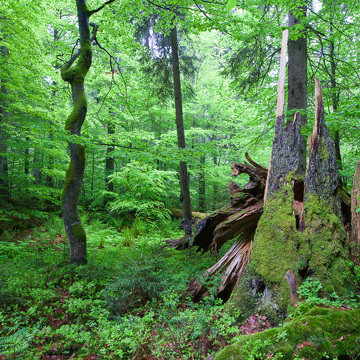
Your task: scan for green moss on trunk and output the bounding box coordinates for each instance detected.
[228,185,352,323]
[72,222,86,243]
[61,161,75,205]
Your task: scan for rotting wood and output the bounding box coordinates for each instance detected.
[190,229,254,302]
[276,29,288,118]
[186,146,351,301]
[351,160,360,263]
[193,153,266,254]
[302,76,341,220]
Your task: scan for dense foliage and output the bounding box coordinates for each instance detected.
[2,0,360,358]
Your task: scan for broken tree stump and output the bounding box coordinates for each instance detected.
[231,77,353,323]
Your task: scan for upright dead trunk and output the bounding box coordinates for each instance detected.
[329,26,343,185]
[287,5,307,174]
[170,26,193,223]
[231,78,351,323]
[61,0,92,264]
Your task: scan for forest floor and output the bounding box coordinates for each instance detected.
[0,213,359,359]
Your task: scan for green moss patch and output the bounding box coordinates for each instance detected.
[214,307,360,360]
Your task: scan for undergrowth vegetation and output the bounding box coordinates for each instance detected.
[0,214,241,359]
[1,214,360,359]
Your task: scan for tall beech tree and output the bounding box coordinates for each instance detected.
[61,0,114,264]
[134,6,195,230]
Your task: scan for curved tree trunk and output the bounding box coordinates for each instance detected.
[61,0,93,265]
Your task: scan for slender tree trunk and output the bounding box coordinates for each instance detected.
[199,156,206,212]
[0,46,9,200]
[25,137,30,175]
[104,117,115,204]
[47,88,57,189]
[91,150,95,197]
[212,156,218,210]
[329,25,343,185]
[170,25,192,222]
[61,0,93,264]
[287,5,307,174]
[33,149,42,185]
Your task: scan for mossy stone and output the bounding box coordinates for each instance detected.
[214,308,360,360]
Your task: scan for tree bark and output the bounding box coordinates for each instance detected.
[288,5,307,174]
[351,161,360,262]
[329,27,343,185]
[61,0,93,265]
[198,156,206,212]
[104,117,115,204]
[170,25,192,223]
[190,154,267,300]
[237,78,350,323]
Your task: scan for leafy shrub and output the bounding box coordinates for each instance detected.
[109,162,175,221]
[298,277,360,308]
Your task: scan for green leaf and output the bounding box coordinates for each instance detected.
[226,0,236,11]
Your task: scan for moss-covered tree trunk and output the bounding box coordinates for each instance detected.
[60,0,114,264]
[61,0,93,265]
[230,78,351,323]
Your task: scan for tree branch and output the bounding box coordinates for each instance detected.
[90,22,99,41]
[96,142,144,151]
[145,0,174,11]
[192,0,213,22]
[88,0,116,16]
